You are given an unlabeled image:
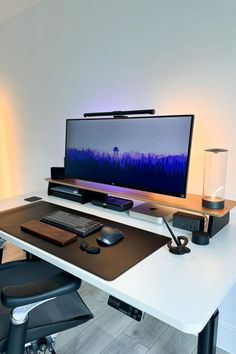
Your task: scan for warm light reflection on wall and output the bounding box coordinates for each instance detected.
[156,93,222,195]
[0,88,21,199]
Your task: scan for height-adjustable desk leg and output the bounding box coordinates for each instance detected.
[0,238,6,264]
[197,309,219,354]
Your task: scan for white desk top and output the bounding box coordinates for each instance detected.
[1,191,236,335]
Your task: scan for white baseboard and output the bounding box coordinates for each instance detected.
[217,320,236,354]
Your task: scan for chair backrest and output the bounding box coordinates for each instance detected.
[0,259,93,354]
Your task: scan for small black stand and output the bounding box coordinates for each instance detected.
[162,217,191,255]
[192,231,210,245]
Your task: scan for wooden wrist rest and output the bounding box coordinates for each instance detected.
[21,219,77,246]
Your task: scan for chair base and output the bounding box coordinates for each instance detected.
[25,335,56,354]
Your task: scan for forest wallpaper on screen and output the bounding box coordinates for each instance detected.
[65,147,188,196]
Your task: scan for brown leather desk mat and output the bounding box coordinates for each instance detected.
[0,201,170,281]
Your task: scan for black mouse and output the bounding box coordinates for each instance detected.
[97,226,124,246]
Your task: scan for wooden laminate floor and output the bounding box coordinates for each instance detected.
[2,242,230,354]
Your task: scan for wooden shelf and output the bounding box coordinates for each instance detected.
[45,178,236,218]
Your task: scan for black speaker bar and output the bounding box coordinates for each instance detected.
[83,109,155,118]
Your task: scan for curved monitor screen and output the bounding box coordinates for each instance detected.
[64,115,194,198]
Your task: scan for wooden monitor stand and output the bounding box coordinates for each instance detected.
[46,178,236,236]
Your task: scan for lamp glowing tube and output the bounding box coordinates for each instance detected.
[202,148,228,209]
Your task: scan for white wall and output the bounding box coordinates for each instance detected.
[0,0,236,351]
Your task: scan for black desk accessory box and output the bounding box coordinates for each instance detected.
[91,196,133,212]
[172,211,205,232]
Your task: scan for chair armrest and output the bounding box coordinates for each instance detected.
[1,272,81,309]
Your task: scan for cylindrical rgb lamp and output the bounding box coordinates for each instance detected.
[202,148,228,209]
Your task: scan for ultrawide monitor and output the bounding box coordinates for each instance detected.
[64,115,194,198]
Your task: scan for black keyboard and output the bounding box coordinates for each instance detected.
[41,210,103,238]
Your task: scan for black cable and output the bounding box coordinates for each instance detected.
[162,217,181,246]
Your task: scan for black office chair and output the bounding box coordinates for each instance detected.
[0,258,93,354]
